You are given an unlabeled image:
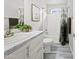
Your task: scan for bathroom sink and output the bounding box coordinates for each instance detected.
[4,31,43,46]
[4,32,34,45]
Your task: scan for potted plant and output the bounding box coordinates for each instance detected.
[15,24,32,32]
[27,24,32,32]
[15,24,23,29]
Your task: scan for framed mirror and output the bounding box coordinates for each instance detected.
[31,4,40,22]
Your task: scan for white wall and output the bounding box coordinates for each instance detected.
[42,9,47,31]
[24,0,46,30]
[4,0,24,18]
[67,0,73,17]
[4,17,9,31]
[4,0,24,31]
[67,0,74,57]
[4,0,46,31]
[67,0,73,34]
[46,0,67,5]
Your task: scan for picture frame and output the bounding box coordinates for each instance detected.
[31,4,40,22]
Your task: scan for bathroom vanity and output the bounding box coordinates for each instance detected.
[4,31,44,59]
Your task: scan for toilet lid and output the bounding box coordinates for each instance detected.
[43,38,53,43]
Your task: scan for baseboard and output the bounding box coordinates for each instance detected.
[69,34,75,59]
[69,43,73,55]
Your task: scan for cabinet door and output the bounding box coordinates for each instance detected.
[30,34,43,51]
[36,51,43,59]
[5,43,30,59]
[36,44,43,59]
[30,43,43,59]
[5,47,26,59]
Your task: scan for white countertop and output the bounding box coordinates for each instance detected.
[4,31,43,56]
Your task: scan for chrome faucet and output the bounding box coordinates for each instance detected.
[4,30,14,38]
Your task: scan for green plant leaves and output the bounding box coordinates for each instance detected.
[15,24,32,32]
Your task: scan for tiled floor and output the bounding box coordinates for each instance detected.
[43,41,73,59]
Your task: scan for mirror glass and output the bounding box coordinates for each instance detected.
[4,0,24,34]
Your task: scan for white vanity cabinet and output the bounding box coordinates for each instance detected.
[5,43,30,59]
[5,31,44,59]
[30,34,43,59]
